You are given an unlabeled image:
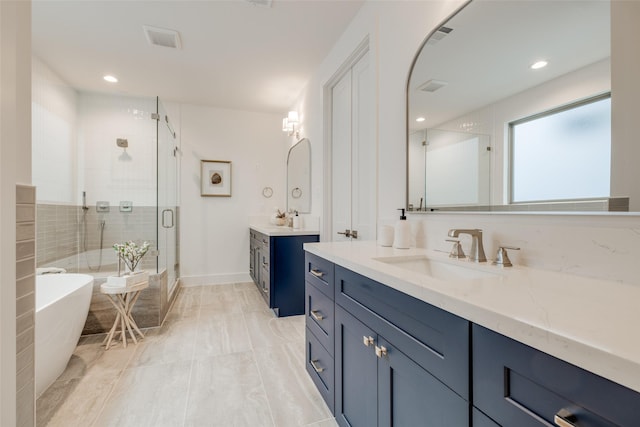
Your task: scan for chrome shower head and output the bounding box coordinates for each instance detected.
[116,138,128,148]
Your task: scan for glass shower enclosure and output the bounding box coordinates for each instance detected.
[33,88,180,331]
[157,98,179,296]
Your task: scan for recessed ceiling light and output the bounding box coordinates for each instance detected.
[416,117,426,122]
[530,60,548,70]
[103,75,118,83]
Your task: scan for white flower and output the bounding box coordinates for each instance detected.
[113,241,150,272]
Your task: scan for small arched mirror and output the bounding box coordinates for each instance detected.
[287,138,311,213]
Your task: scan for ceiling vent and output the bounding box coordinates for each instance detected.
[418,79,448,93]
[427,26,453,45]
[245,0,273,7]
[143,25,182,49]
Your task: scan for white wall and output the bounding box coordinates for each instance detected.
[178,104,286,284]
[31,56,78,204]
[0,1,31,424]
[295,0,640,286]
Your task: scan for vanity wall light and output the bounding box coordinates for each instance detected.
[282,110,300,138]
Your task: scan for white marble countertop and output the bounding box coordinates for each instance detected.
[250,223,320,237]
[304,240,640,393]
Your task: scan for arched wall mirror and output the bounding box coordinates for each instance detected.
[287,138,311,213]
[407,0,637,213]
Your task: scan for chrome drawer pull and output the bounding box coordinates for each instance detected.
[554,409,578,427]
[310,269,324,278]
[363,336,374,347]
[310,310,324,321]
[310,359,324,373]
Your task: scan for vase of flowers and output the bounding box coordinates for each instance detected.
[106,241,151,287]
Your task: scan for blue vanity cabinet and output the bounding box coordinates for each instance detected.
[335,305,469,427]
[250,229,319,317]
[473,324,640,427]
[334,265,470,400]
[472,408,500,427]
[333,265,470,427]
[305,252,336,413]
[270,234,319,316]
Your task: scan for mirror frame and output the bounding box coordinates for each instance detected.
[286,137,312,214]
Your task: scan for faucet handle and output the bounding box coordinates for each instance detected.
[493,246,520,267]
[445,239,466,259]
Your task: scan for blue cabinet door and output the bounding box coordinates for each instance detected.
[473,324,639,427]
[335,306,378,427]
[377,336,469,427]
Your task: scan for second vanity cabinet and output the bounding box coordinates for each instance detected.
[249,228,318,316]
[305,249,640,427]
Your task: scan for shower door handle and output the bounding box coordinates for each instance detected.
[162,209,174,228]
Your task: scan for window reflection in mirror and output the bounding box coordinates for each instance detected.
[510,94,611,204]
[286,138,311,213]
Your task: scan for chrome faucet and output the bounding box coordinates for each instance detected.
[447,229,487,262]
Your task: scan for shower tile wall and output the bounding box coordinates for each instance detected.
[36,204,78,266]
[36,203,157,272]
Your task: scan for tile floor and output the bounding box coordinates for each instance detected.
[37,282,337,427]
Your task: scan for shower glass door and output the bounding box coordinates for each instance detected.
[157,98,179,296]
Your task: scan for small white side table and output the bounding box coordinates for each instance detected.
[100,280,149,350]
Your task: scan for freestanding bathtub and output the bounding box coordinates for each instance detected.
[35,273,93,398]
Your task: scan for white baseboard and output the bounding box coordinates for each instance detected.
[179,272,252,287]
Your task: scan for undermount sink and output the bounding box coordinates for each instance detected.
[373,255,501,281]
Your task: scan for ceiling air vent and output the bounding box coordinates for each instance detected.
[143,25,182,49]
[245,0,273,7]
[427,26,453,45]
[418,79,448,93]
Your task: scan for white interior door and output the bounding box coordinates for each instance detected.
[330,50,375,242]
[332,68,353,242]
[350,52,375,241]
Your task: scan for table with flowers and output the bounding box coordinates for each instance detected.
[101,241,150,350]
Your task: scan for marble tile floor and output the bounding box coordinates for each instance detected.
[37,282,337,427]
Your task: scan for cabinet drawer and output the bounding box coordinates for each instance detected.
[305,282,334,355]
[473,324,640,427]
[306,326,334,413]
[305,252,334,298]
[335,265,469,400]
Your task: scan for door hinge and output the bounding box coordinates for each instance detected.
[151,113,160,121]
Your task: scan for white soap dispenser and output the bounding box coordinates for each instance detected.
[292,210,301,229]
[393,208,411,249]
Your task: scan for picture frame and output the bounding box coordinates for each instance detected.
[201,160,232,197]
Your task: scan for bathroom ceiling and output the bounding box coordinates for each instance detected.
[31,0,364,113]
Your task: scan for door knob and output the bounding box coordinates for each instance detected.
[337,229,352,237]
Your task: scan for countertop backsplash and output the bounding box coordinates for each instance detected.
[408,212,640,286]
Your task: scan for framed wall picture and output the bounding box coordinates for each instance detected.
[201,160,232,197]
